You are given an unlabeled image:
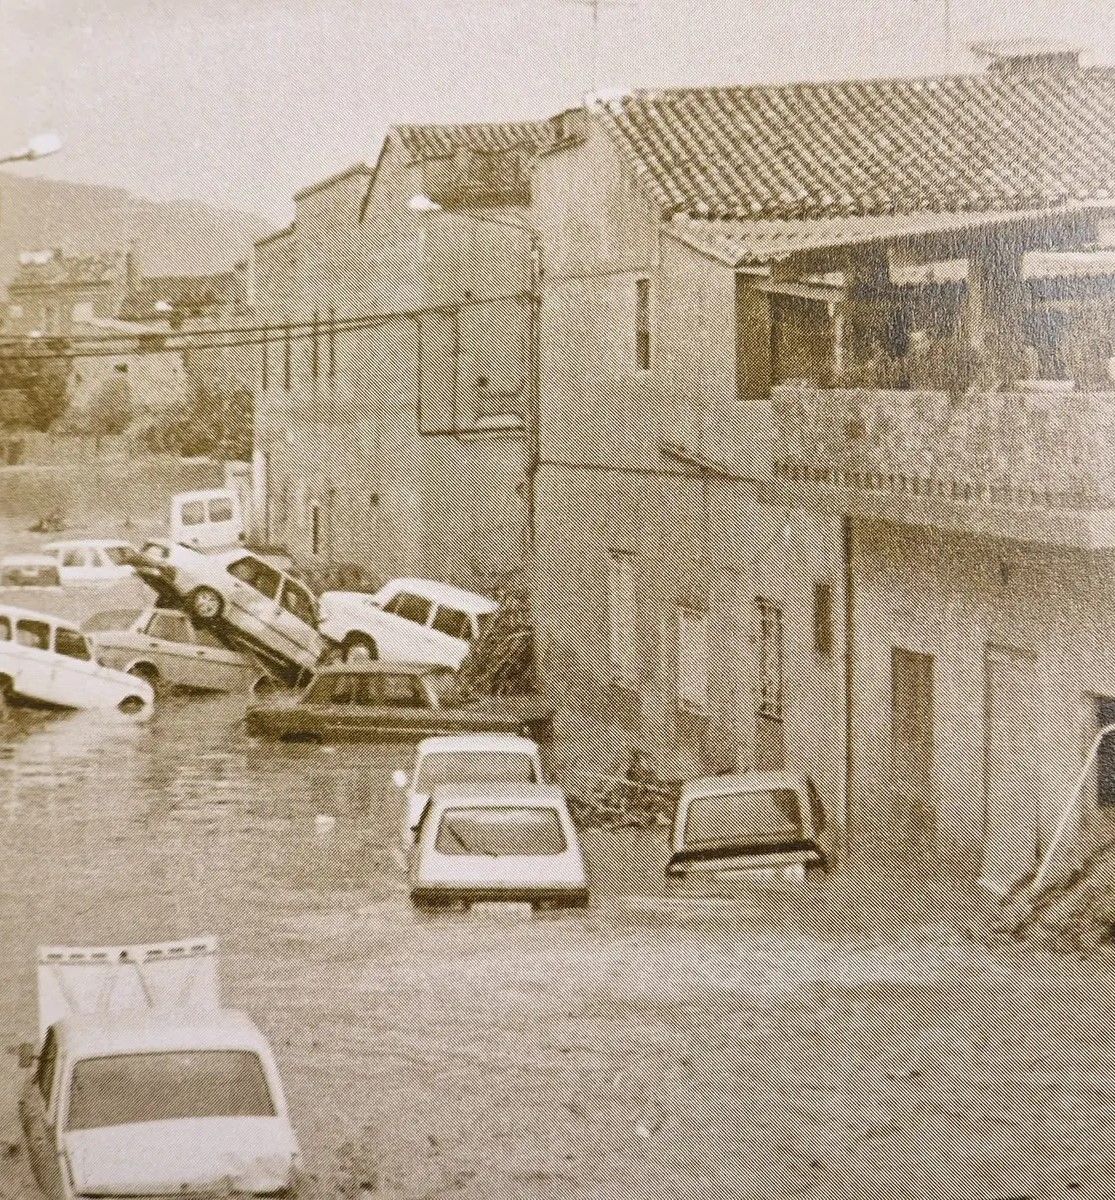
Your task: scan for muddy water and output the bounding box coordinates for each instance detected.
[2,696,1115,1198]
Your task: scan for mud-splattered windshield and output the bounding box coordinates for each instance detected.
[434,807,566,856]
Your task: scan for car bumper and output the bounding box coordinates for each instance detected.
[410,884,589,909]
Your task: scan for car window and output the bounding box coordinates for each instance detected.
[227,556,281,600]
[146,611,194,643]
[0,616,10,641]
[381,674,420,707]
[196,627,226,650]
[330,673,357,704]
[103,546,133,566]
[431,606,473,640]
[422,670,458,707]
[416,752,540,791]
[36,1027,58,1102]
[66,1050,275,1131]
[180,500,206,526]
[434,806,567,856]
[55,627,92,661]
[61,548,89,568]
[16,619,50,650]
[383,592,432,625]
[280,580,316,626]
[83,609,142,634]
[208,497,235,523]
[683,788,805,848]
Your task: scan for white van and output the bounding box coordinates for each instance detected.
[0,604,153,716]
[170,488,245,550]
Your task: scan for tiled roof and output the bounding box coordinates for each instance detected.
[668,206,1100,266]
[393,120,550,163]
[592,69,1115,220]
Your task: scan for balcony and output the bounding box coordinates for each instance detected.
[767,383,1115,548]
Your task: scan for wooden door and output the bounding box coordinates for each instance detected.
[891,648,936,850]
[980,645,1042,895]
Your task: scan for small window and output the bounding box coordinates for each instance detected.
[196,627,225,650]
[330,674,357,704]
[381,674,420,707]
[114,363,128,374]
[0,616,10,640]
[280,580,316,626]
[227,557,282,600]
[146,612,193,643]
[431,606,472,640]
[55,627,92,661]
[16,619,50,650]
[208,497,235,523]
[180,501,206,526]
[813,583,834,656]
[383,592,433,626]
[636,278,651,371]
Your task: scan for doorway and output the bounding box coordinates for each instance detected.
[891,648,936,852]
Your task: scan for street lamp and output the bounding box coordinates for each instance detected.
[407,194,542,551]
[0,132,63,166]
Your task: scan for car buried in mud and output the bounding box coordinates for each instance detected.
[16,936,303,1199]
[245,662,554,744]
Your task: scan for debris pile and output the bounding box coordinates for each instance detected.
[453,586,536,698]
[1003,841,1115,954]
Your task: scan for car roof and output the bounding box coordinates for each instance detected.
[55,1008,270,1061]
[430,782,566,808]
[417,733,539,756]
[313,662,455,677]
[44,539,132,550]
[0,603,75,630]
[381,578,498,615]
[678,772,813,803]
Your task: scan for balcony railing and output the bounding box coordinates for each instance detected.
[770,383,1115,512]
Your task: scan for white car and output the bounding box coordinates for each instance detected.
[0,604,153,716]
[410,783,589,911]
[394,733,545,847]
[0,554,63,590]
[137,544,327,684]
[666,772,828,880]
[18,937,302,1199]
[44,540,138,587]
[318,578,498,667]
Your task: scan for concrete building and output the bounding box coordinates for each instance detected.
[4,248,136,337]
[252,120,549,588]
[529,49,1115,887]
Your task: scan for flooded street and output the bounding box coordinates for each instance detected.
[1,697,1115,1198]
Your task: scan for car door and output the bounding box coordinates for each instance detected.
[141,609,198,687]
[427,604,475,668]
[275,577,323,667]
[13,615,59,703]
[378,591,434,660]
[21,1027,64,1198]
[224,556,284,645]
[53,624,109,706]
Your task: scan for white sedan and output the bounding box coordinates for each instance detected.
[44,539,138,586]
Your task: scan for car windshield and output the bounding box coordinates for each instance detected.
[83,609,143,634]
[683,788,805,848]
[434,806,567,856]
[66,1050,275,1131]
[415,752,539,791]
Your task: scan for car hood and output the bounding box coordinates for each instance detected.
[64,1116,298,1195]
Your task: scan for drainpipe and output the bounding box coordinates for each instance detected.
[842,513,855,864]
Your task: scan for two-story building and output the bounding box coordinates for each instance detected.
[529,47,1115,887]
[252,119,550,588]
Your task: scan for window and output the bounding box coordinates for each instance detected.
[381,673,420,707]
[636,278,651,370]
[146,611,193,643]
[311,309,319,379]
[103,546,133,566]
[36,1027,58,1102]
[383,592,433,626]
[66,1051,275,1131]
[280,580,316,626]
[54,628,91,661]
[208,497,234,523]
[180,501,206,526]
[311,502,321,556]
[606,551,639,683]
[196,627,226,650]
[676,607,710,713]
[683,787,805,849]
[83,609,141,634]
[16,619,50,650]
[227,556,282,600]
[756,599,784,720]
[0,616,10,641]
[261,325,269,391]
[431,606,472,640]
[113,363,128,374]
[813,583,834,656]
[434,807,567,857]
[61,548,90,568]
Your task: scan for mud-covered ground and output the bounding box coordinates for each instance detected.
[0,694,1113,1199]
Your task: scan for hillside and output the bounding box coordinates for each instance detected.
[0,172,268,285]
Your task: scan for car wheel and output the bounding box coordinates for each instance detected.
[187,586,224,622]
[127,662,159,688]
[342,633,378,663]
[118,695,147,715]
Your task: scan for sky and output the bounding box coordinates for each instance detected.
[3,0,1115,224]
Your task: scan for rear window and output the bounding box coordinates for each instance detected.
[416,752,539,791]
[383,592,432,625]
[180,500,206,526]
[15,619,49,650]
[66,1050,275,1131]
[435,806,567,856]
[208,497,235,523]
[431,606,473,640]
[683,788,805,848]
[228,556,282,599]
[0,563,60,587]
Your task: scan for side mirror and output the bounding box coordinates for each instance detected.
[392,770,409,789]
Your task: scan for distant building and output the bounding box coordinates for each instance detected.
[4,248,137,337]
